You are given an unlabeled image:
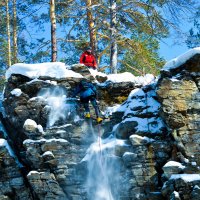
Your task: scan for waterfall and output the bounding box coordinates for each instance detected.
[37,86,77,127]
[82,134,127,200]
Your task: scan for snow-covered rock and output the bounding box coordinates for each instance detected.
[163,161,185,179]
[6,62,83,80]
[23,119,38,132]
[162,47,200,72]
[10,88,22,97]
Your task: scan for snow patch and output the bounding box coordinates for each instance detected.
[28,96,46,102]
[11,88,22,97]
[42,151,54,156]
[194,185,200,190]
[23,138,68,145]
[6,62,83,80]
[162,47,200,72]
[191,162,197,166]
[89,68,107,78]
[173,191,180,198]
[27,78,57,85]
[170,174,200,182]
[0,139,15,157]
[106,73,154,85]
[116,116,164,134]
[27,171,39,176]
[96,72,155,86]
[128,88,145,98]
[37,125,44,133]
[163,161,185,169]
[47,124,72,129]
[129,135,154,144]
[23,119,37,129]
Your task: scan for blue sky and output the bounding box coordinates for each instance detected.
[158,0,200,62]
[23,2,199,64]
[159,39,189,61]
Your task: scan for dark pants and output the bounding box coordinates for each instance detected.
[86,66,96,70]
[80,96,100,117]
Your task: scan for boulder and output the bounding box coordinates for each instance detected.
[162,161,185,179]
[27,171,67,200]
[23,119,43,139]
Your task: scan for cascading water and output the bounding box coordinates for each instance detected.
[37,86,77,127]
[82,133,128,200]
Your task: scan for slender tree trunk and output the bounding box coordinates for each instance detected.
[110,0,117,73]
[6,0,11,67]
[13,0,18,63]
[50,0,57,62]
[86,0,97,57]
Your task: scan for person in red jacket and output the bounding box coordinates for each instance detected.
[80,48,97,69]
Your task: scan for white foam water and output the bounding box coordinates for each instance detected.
[37,86,69,127]
[82,135,127,200]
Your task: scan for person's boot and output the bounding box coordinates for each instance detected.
[84,112,90,118]
[96,117,103,123]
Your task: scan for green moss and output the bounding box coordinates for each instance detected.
[0,77,5,92]
[116,96,127,104]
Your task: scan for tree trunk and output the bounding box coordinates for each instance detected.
[50,0,57,62]
[86,0,97,57]
[13,0,18,63]
[6,0,11,67]
[110,0,117,73]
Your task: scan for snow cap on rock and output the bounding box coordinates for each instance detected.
[23,119,38,132]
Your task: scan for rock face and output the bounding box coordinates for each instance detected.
[0,139,33,200]
[157,52,200,199]
[0,51,200,200]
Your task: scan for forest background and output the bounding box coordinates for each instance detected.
[0,0,200,90]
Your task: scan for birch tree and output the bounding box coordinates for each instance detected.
[12,0,18,63]
[50,0,57,62]
[5,0,11,67]
[110,0,117,73]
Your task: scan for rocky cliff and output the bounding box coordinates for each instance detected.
[0,48,200,200]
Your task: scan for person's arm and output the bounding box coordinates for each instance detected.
[93,56,97,68]
[72,85,81,97]
[89,83,97,96]
[80,53,85,64]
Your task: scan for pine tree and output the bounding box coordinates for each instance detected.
[120,34,165,76]
[86,0,97,55]
[186,9,200,48]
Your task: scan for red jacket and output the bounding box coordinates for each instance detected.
[80,51,97,69]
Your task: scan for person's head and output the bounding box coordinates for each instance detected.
[86,48,92,54]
